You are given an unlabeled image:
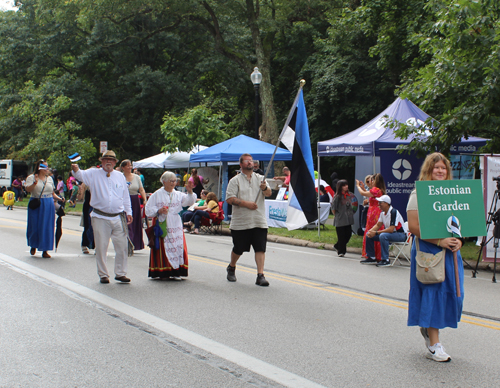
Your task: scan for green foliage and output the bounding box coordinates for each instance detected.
[161,104,229,152]
[397,0,500,152]
[1,0,499,177]
[9,80,97,171]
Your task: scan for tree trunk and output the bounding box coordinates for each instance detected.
[246,0,279,144]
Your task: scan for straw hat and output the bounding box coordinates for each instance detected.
[99,150,118,162]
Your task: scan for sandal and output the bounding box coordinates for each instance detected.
[30,247,36,256]
[42,251,51,258]
[190,229,199,235]
[82,246,90,254]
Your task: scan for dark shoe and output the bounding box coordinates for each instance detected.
[256,274,269,287]
[360,258,377,265]
[226,265,236,282]
[115,276,131,283]
[42,251,51,258]
[100,277,110,284]
[376,260,391,267]
[30,247,36,256]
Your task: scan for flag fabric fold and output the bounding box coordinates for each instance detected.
[286,90,318,230]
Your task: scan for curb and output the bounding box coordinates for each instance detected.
[218,227,494,271]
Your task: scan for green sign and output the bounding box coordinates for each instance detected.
[416,179,487,239]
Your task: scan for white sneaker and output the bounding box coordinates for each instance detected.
[426,343,451,362]
[420,327,430,348]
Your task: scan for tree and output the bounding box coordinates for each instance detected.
[161,104,229,152]
[396,0,500,152]
[10,80,97,171]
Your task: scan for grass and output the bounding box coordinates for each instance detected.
[2,197,481,260]
[1,196,83,213]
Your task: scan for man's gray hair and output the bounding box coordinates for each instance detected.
[160,171,176,183]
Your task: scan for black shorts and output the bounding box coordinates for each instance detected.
[231,228,268,255]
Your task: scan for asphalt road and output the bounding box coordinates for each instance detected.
[0,208,499,387]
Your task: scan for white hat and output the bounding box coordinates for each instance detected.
[376,195,391,204]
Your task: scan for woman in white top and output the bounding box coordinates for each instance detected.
[145,171,196,278]
[121,159,147,250]
[407,152,464,362]
[25,161,64,258]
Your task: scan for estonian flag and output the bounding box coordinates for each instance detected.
[285,90,318,230]
[68,153,81,162]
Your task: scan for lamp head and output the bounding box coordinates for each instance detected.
[251,67,262,85]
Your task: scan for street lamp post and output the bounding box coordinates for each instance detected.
[250,67,262,139]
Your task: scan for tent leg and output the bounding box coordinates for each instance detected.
[317,153,321,238]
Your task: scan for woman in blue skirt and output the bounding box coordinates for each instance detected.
[406,153,464,362]
[26,161,65,258]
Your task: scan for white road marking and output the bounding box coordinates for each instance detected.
[0,253,325,388]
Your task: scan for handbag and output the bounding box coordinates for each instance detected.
[28,179,47,210]
[415,238,446,284]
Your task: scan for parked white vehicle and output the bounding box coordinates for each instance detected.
[0,159,29,188]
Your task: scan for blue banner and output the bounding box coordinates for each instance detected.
[379,150,424,221]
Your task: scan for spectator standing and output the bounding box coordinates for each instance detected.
[319,185,330,203]
[331,180,354,257]
[182,170,191,187]
[406,152,464,362]
[356,173,386,261]
[188,168,209,198]
[253,160,265,175]
[12,176,23,201]
[3,187,15,210]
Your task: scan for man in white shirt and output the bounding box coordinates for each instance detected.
[226,153,272,286]
[72,150,133,284]
[361,194,407,267]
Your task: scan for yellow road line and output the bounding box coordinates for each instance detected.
[0,223,82,236]
[190,254,500,331]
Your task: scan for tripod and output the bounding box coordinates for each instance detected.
[472,179,500,282]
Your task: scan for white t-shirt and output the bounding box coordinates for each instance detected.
[378,206,406,233]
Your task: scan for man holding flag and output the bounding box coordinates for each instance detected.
[225,153,272,286]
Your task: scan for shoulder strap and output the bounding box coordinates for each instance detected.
[38,179,47,199]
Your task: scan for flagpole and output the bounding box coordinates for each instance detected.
[317,154,321,238]
[254,79,306,203]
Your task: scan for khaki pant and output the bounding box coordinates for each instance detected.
[91,217,128,279]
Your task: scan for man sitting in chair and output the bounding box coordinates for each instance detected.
[360,195,407,267]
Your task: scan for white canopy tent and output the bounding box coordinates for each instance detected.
[132,146,211,169]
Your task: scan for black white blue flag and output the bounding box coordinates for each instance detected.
[68,153,81,162]
[285,90,318,230]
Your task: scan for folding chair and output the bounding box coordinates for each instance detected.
[200,202,225,235]
[389,221,412,266]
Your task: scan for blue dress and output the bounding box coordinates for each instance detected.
[407,238,464,329]
[27,197,55,251]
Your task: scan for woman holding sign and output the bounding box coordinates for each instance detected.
[406,153,464,362]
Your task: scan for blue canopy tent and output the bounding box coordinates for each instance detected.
[317,97,488,228]
[190,134,292,219]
